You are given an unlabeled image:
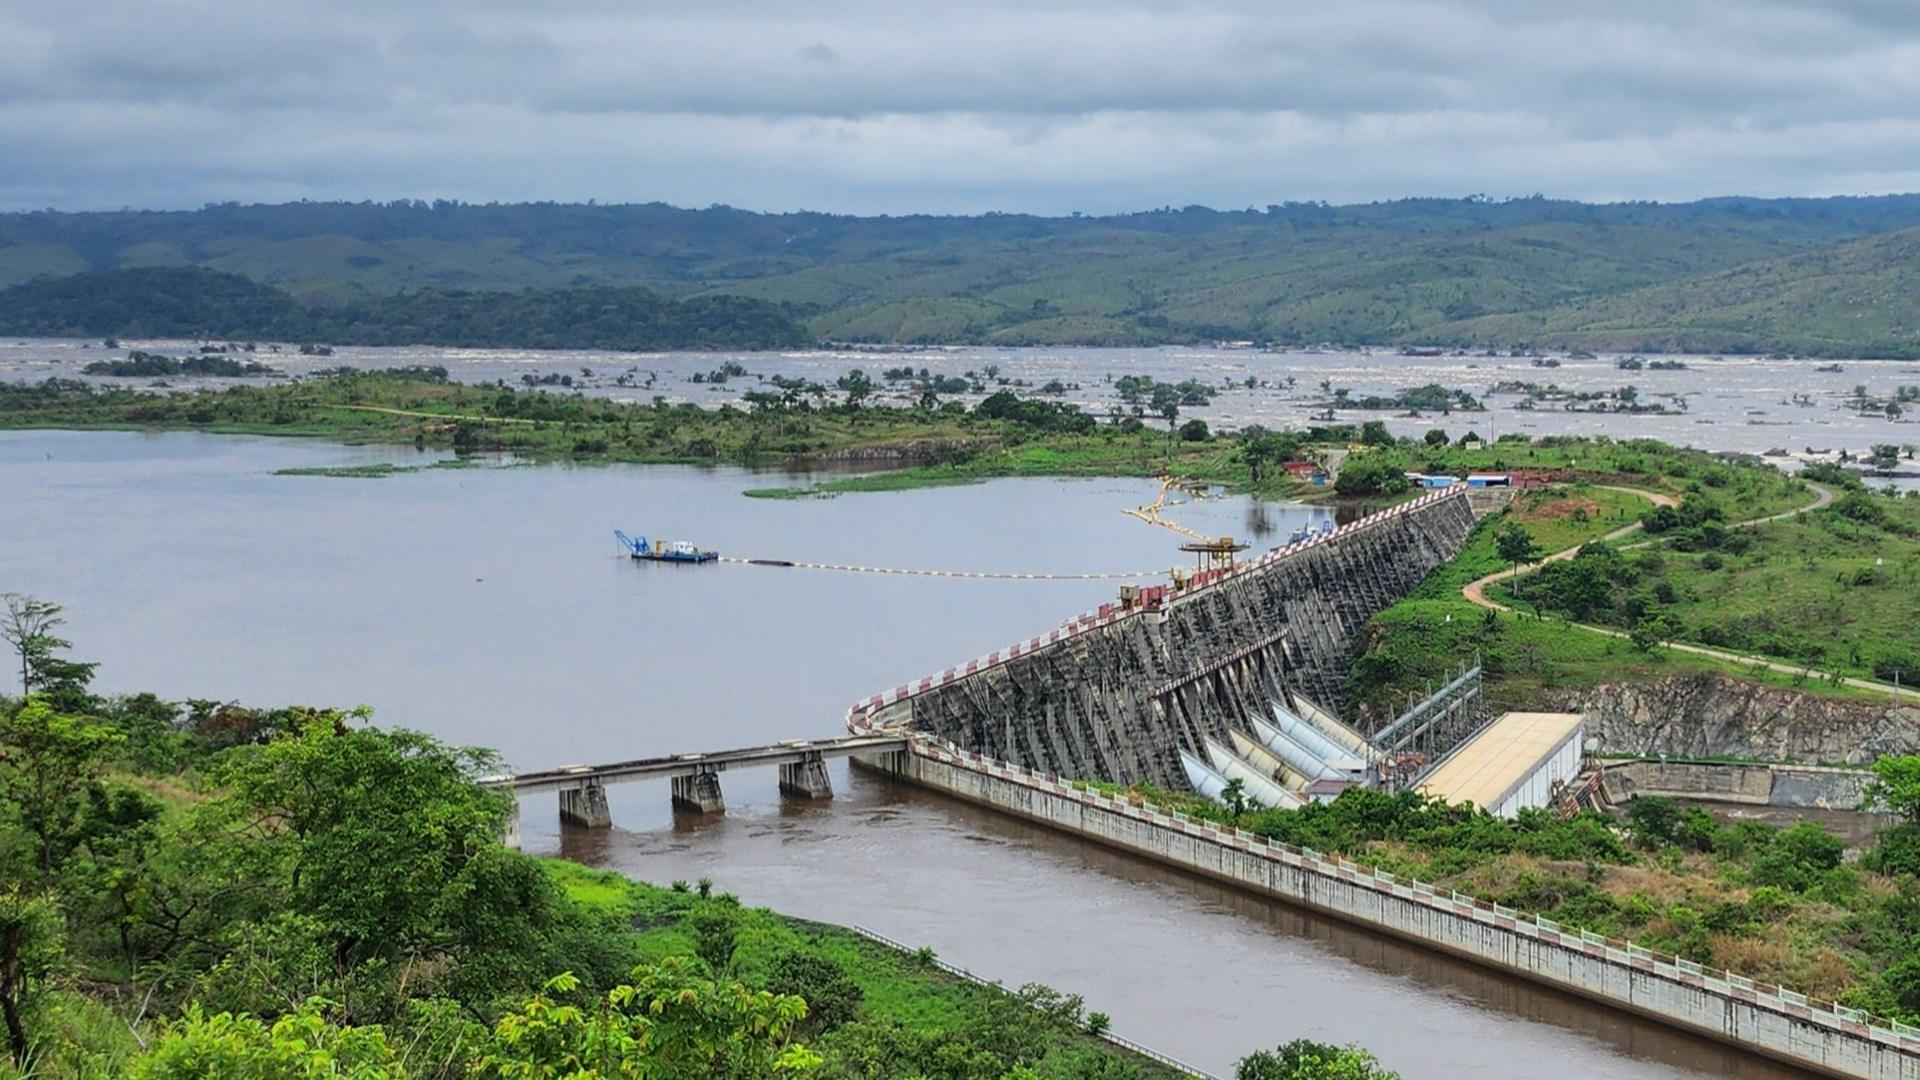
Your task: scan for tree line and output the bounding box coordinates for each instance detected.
[0,267,809,351]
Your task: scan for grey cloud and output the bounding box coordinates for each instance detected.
[2,0,1919,212]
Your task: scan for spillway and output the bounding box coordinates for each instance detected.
[851,486,1478,789]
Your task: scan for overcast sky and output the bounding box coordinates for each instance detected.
[5,0,1920,214]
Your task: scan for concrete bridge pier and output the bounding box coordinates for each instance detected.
[502,796,522,849]
[671,767,726,814]
[778,752,833,799]
[558,778,613,828]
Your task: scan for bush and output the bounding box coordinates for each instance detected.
[1751,822,1847,892]
[1236,1039,1401,1079]
[1333,453,1411,496]
[766,948,862,1035]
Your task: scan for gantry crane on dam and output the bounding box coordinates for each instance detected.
[1125,476,1250,570]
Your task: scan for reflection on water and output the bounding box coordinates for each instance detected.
[1,429,1808,1078]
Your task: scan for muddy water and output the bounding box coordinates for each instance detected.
[0,430,1808,1078]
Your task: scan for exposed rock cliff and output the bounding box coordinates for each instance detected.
[1546,674,1920,764]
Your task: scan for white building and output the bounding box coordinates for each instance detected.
[1420,712,1585,817]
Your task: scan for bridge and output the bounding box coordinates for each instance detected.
[487,734,907,835]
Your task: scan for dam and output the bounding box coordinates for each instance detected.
[842,484,1920,1080]
[849,485,1480,785]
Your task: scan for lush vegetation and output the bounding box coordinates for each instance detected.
[1090,767,1920,1019]
[1504,482,1920,683]
[1443,226,1920,358]
[1340,452,1851,714]
[81,350,277,378]
[0,267,808,351]
[0,597,1261,1078]
[0,370,1343,500]
[9,196,1920,351]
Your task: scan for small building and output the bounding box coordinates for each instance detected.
[1282,460,1327,485]
[1419,712,1584,818]
[1405,472,1457,489]
[1465,473,1510,488]
[1457,432,1485,450]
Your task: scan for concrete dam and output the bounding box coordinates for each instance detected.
[842,484,1920,1078]
[849,486,1479,789]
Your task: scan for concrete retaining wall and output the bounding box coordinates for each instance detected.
[864,740,1920,1080]
[1601,758,1879,810]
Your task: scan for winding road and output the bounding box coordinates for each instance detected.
[1462,482,1916,703]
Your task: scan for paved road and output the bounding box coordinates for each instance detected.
[1463,483,1916,703]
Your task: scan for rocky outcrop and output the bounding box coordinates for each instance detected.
[1547,674,1920,764]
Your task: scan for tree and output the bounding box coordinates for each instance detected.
[0,699,124,883]
[1494,522,1541,579]
[206,717,551,989]
[1220,778,1251,817]
[0,595,97,712]
[1865,755,1920,826]
[1423,428,1449,447]
[0,888,62,1064]
[476,961,818,1079]
[1238,426,1300,484]
[1236,1039,1401,1079]
[1179,418,1210,442]
[835,368,873,407]
[1359,420,1393,447]
[1333,453,1411,497]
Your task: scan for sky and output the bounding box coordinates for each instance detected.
[5,0,1920,214]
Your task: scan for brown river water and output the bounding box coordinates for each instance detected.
[0,429,1811,1078]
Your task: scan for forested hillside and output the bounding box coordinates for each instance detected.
[0,267,808,350]
[5,195,1920,352]
[1431,226,1920,357]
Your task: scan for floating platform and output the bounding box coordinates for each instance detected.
[615,530,718,563]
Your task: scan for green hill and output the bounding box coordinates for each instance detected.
[6,195,1920,351]
[1428,226,1920,357]
[0,267,808,351]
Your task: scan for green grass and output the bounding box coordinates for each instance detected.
[1345,482,1885,714]
[743,468,990,498]
[273,462,424,478]
[542,861,1180,1076]
[1500,490,1920,683]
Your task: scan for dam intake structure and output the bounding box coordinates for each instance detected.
[849,485,1479,790]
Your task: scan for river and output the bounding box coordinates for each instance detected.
[0,429,1808,1079]
[6,338,1920,474]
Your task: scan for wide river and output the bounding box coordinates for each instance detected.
[6,338,1920,467]
[1,428,1807,1079]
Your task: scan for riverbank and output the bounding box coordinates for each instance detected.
[542,861,1204,1078]
[867,741,1920,1079]
[0,653,1224,1079]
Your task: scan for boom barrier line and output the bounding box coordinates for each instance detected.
[718,556,1173,581]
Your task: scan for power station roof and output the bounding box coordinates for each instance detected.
[1420,712,1583,810]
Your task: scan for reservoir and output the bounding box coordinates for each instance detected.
[0,429,1808,1079]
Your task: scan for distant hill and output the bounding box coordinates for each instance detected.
[0,267,808,351]
[1426,226,1920,358]
[5,196,1920,352]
